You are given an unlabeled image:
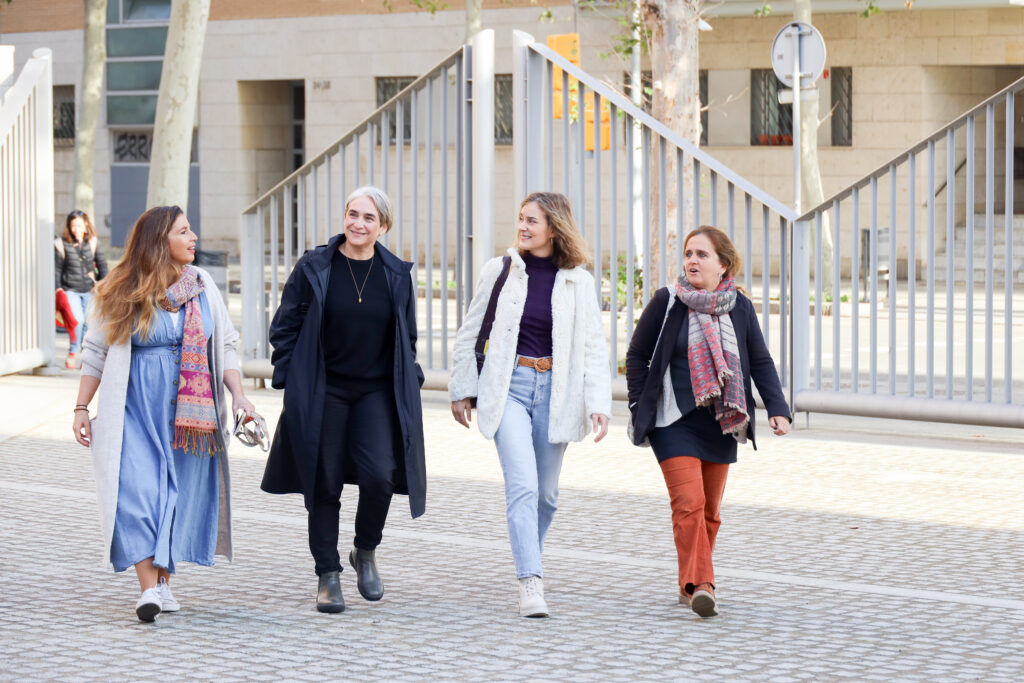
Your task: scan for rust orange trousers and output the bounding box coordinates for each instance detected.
[659,456,729,595]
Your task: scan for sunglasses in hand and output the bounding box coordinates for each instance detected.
[232,409,269,452]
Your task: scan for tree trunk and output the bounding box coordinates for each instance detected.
[147,0,210,211]
[794,0,834,296]
[642,0,700,290]
[465,0,481,42]
[72,0,106,220]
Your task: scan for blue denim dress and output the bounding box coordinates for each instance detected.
[109,294,220,573]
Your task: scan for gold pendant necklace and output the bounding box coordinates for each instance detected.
[343,250,374,303]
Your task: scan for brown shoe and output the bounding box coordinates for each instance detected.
[690,584,718,617]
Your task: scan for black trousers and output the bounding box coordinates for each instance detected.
[308,380,397,576]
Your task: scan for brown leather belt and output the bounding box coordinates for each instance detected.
[517,356,553,373]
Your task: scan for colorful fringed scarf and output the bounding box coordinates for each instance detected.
[675,275,749,440]
[160,266,220,456]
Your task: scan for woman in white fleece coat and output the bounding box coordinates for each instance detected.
[449,192,611,618]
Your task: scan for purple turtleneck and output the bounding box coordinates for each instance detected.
[516,251,558,358]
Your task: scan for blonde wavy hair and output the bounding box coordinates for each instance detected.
[514,192,589,269]
[93,206,186,345]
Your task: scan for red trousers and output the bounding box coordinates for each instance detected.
[659,456,729,595]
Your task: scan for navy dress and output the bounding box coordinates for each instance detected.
[648,313,739,465]
[109,294,220,573]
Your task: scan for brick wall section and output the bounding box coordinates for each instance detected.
[0,0,83,32]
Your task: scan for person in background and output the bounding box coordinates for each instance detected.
[449,192,611,618]
[56,210,108,369]
[625,225,790,618]
[262,186,426,614]
[72,206,254,622]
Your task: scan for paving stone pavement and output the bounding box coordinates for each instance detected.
[1,371,1022,682]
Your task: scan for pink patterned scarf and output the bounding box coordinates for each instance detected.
[160,266,220,456]
[675,275,749,439]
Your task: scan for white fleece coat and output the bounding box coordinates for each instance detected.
[449,248,612,442]
[80,267,239,569]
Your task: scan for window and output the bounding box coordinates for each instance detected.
[292,82,305,171]
[623,69,708,145]
[113,131,153,162]
[375,76,415,144]
[106,27,168,57]
[751,69,792,146]
[53,86,75,147]
[112,130,197,164]
[495,74,513,145]
[830,67,853,147]
[108,0,171,24]
[375,75,514,145]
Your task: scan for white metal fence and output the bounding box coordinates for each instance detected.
[241,34,493,378]
[0,47,55,376]
[511,31,798,383]
[793,77,1024,428]
[238,31,1022,429]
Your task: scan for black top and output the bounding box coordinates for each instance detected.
[55,240,108,292]
[647,318,739,464]
[515,252,558,358]
[323,248,395,385]
[625,287,791,451]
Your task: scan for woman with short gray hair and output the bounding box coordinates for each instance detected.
[262,186,426,614]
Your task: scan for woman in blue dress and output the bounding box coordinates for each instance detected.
[72,206,254,622]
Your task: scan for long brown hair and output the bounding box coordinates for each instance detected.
[62,210,96,244]
[514,192,589,269]
[683,225,743,280]
[93,206,185,344]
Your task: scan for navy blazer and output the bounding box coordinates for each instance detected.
[625,287,791,449]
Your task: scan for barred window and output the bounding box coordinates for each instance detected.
[53,86,75,147]
[623,69,708,145]
[830,67,853,147]
[751,69,792,146]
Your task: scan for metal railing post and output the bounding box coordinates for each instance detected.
[471,29,495,284]
[241,212,262,362]
[33,49,55,366]
[791,218,812,410]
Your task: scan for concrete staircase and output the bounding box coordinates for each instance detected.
[932,212,1024,284]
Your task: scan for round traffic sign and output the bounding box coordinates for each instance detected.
[771,22,826,89]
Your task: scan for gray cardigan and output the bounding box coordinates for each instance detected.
[81,267,240,569]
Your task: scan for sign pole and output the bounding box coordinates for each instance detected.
[792,28,802,215]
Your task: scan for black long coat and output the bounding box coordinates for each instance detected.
[625,287,791,450]
[260,234,426,518]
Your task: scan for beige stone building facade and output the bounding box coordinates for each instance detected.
[2,0,1022,255]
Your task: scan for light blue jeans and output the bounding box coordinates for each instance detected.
[494,360,568,579]
[65,290,92,355]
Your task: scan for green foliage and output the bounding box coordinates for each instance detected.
[538,9,555,24]
[753,3,772,17]
[573,0,650,61]
[382,0,449,15]
[859,0,881,18]
[614,254,644,309]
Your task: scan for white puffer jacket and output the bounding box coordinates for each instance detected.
[449,248,612,442]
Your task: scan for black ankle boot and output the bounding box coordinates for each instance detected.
[348,548,383,601]
[316,571,345,613]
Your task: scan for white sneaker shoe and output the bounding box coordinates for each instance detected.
[518,576,549,618]
[156,578,180,612]
[135,587,162,622]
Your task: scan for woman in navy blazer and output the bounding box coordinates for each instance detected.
[625,225,790,618]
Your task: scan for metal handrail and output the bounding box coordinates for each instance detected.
[798,73,1024,221]
[524,39,798,222]
[242,46,465,216]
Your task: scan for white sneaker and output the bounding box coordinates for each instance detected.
[518,576,549,618]
[156,578,180,612]
[135,587,162,622]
